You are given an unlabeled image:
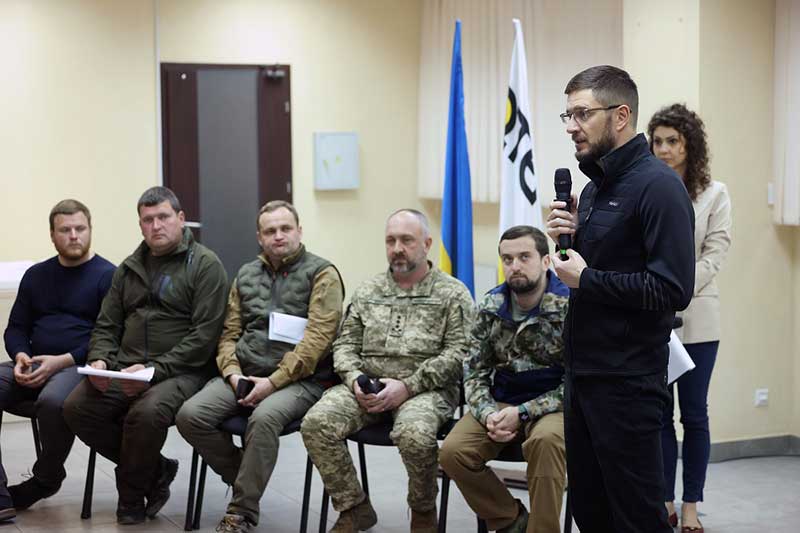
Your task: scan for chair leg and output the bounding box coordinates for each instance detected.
[319,489,330,533]
[300,455,313,533]
[184,449,199,531]
[30,417,42,460]
[356,442,369,497]
[477,516,488,533]
[80,448,96,519]
[438,469,450,533]
[192,459,208,530]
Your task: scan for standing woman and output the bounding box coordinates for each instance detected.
[648,104,732,532]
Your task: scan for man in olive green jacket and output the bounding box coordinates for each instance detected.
[64,187,228,525]
[177,200,343,533]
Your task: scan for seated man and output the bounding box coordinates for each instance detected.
[177,200,344,533]
[301,209,474,533]
[439,226,568,533]
[1,200,115,517]
[63,186,228,525]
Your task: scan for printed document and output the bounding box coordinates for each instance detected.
[268,312,308,344]
[667,331,695,384]
[78,365,155,382]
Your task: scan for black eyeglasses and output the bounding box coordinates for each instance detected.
[559,105,622,124]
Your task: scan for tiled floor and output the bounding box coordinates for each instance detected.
[0,421,798,532]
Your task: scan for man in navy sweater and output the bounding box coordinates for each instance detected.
[547,66,695,533]
[1,199,115,518]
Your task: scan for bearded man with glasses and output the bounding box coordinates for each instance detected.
[546,65,695,533]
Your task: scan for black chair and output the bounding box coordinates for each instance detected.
[183,415,323,532]
[439,442,573,533]
[317,418,457,533]
[3,401,98,519]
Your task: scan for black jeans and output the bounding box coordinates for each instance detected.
[565,371,672,533]
[0,362,83,489]
[64,373,206,504]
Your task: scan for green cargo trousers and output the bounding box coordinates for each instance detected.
[300,384,453,513]
[175,376,323,525]
[63,372,208,505]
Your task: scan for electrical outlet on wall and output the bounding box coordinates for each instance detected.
[754,388,769,407]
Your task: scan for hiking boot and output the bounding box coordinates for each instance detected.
[498,500,529,533]
[410,507,437,533]
[215,513,254,532]
[330,497,378,532]
[145,456,179,518]
[116,501,146,525]
[8,477,60,510]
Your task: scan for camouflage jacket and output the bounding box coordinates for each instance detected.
[465,271,569,425]
[333,265,475,406]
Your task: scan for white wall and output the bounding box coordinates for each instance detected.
[0,0,157,265]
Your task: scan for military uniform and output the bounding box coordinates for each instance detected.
[440,271,569,533]
[301,266,473,514]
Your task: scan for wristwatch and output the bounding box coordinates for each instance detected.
[517,404,531,423]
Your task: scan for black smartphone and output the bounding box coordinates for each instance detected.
[235,378,255,400]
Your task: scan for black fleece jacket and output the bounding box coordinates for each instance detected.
[564,133,695,376]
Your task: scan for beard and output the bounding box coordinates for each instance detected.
[390,254,419,274]
[575,119,616,164]
[56,240,91,262]
[507,273,542,295]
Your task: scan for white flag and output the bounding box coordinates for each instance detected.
[500,19,542,242]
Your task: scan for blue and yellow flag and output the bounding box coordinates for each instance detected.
[439,20,475,298]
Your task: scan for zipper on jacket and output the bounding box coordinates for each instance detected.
[569,176,606,366]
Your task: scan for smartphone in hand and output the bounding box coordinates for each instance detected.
[235,378,255,400]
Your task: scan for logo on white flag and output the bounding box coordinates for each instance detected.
[504,88,537,207]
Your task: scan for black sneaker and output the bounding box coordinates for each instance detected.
[8,477,60,510]
[145,456,178,519]
[117,501,146,525]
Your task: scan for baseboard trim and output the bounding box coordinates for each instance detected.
[707,434,800,463]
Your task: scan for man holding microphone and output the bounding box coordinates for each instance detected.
[546,65,695,533]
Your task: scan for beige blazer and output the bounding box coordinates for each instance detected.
[676,180,732,344]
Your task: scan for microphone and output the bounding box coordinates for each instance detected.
[554,168,573,261]
[356,374,385,395]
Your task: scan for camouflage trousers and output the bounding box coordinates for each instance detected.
[301,384,453,513]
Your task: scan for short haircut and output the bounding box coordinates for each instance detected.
[49,199,91,231]
[386,208,430,238]
[498,225,549,260]
[137,186,182,215]
[565,65,639,128]
[257,200,300,230]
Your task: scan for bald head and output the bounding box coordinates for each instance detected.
[385,208,432,277]
[386,209,430,239]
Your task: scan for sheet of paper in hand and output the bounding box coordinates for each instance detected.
[78,365,155,382]
[268,311,308,344]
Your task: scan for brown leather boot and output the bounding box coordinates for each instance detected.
[330,497,378,533]
[410,507,438,533]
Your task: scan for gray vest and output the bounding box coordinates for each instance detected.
[234,249,336,377]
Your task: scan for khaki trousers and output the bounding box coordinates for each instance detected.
[439,410,565,533]
[176,376,323,525]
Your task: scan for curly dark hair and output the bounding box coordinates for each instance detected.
[647,103,711,201]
